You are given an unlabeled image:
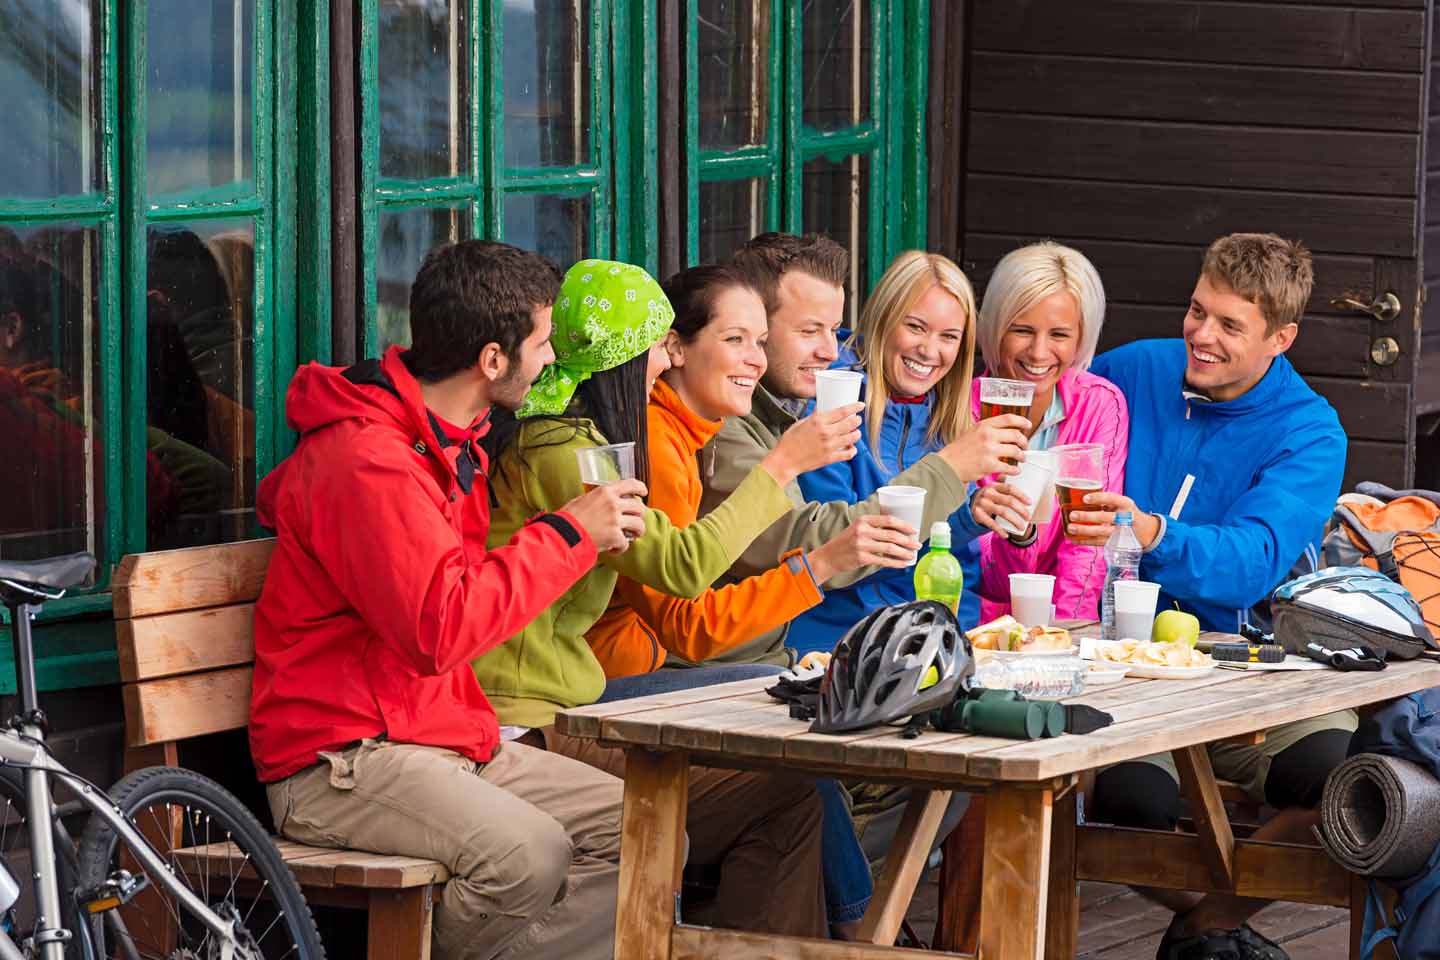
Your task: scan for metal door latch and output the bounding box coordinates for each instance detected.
[1331,292,1401,323]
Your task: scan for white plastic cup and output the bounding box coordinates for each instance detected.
[877,485,926,560]
[1026,450,1057,524]
[814,369,864,413]
[996,455,1055,536]
[574,442,637,487]
[1010,573,1056,627]
[1113,580,1162,641]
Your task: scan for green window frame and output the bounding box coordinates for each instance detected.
[684,0,928,303]
[0,0,301,656]
[358,0,649,356]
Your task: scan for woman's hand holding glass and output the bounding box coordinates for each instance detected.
[970,482,1034,537]
[936,414,1030,483]
[759,402,864,487]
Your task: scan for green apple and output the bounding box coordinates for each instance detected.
[1152,609,1200,647]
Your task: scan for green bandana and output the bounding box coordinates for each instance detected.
[519,259,674,417]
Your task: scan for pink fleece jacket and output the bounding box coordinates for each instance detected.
[972,367,1129,622]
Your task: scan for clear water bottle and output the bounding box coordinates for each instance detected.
[1100,511,1143,642]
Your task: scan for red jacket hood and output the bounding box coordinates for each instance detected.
[260,346,492,527]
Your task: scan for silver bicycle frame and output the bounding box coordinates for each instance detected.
[0,598,242,960]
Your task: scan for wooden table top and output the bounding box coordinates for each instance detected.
[557,627,1440,784]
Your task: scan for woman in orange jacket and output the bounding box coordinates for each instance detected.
[585,264,918,677]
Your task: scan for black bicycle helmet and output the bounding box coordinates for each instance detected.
[810,600,972,734]
[1273,566,1437,661]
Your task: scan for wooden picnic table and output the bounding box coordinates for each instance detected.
[556,627,1440,960]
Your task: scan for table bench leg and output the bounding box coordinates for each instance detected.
[1045,786,1079,960]
[979,785,1054,960]
[615,748,689,960]
[857,789,951,945]
[367,887,433,960]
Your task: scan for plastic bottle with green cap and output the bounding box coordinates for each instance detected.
[913,521,963,615]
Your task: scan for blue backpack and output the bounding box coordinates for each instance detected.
[1355,686,1440,959]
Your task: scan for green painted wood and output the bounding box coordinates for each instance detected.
[480,0,503,239]
[272,0,300,463]
[100,0,123,586]
[145,196,267,221]
[611,0,656,270]
[297,0,332,367]
[902,0,929,251]
[683,0,699,263]
[358,0,380,354]
[0,197,113,219]
[120,0,148,558]
[502,168,605,190]
[0,619,121,696]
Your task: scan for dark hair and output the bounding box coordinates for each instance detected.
[484,349,653,491]
[731,232,849,314]
[406,240,562,381]
[661,264,764,343]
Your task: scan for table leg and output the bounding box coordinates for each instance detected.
[615,748,689,960]
[933,796,985,953]
[979,784,1054,960]
[1044,786,1078,960]
[857,789,951,945]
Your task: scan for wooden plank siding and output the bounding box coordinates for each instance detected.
[957,0,1431,490]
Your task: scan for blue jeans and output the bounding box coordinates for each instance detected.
[598,664,874,927]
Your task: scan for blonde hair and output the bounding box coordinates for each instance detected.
[851,250,977,452]
[977,241,1106,374]
[1201,233,1313,335]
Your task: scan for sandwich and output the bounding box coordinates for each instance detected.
[965,616,1072,653]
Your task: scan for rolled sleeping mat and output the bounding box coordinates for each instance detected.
[1318,753,1440,879]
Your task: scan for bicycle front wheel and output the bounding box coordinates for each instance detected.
[76,767,324,959]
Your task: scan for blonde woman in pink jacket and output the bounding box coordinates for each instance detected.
[967,242,1129,621]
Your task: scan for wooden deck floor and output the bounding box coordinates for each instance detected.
[905,875,1350,959]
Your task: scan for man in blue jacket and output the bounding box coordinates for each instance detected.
[1071,233,1349,960]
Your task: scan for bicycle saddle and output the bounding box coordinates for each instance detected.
[0,552,96,604]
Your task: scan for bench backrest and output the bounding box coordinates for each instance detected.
[113,539,274,749]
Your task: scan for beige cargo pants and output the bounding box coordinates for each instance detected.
[267,738,623,960]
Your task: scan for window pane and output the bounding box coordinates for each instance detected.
[802,152,869,323]
[147,0,255,196]
[801,0,870,132]
[504,192,590,270]
[503,1,589,168]
[696,0,770,151]
[0,224,104,561]
[698,177,767,265]
[378,0,471,180]
[0,0,103,198]
[377,206,470,353]
[145,221,255,548]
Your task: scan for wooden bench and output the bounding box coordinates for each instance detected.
[113,538,449,960]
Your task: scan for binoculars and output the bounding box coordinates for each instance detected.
[929,688,1066,740]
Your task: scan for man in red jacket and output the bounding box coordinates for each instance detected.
[250,241,646,960]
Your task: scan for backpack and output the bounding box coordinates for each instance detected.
[1323,494,1440,645]
[1354,687,1440,959]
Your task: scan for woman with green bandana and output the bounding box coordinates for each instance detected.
[474,259,860,939]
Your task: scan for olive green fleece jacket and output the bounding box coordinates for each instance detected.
[692,386,970,666]
[472,416,794,727]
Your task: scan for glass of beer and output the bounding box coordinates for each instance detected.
[978,378,1036,465]
[1052,443,1104,543]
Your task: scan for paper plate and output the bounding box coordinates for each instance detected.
[1085,663,1131,685]
[1120,663,1216,680]
[983,645,1079,659]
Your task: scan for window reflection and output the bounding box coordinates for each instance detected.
[144,222,255,547]
[504,192,590,271]
[0,0,103,198]
[699,177,767,265]
[147,0,255,196]
[0,224,103,561]
[801,0,869,133]
[378,0,471,180]
[377,206,469,353]
[503,0,589,168]
[802,152,868,322]
[696,0,769,151]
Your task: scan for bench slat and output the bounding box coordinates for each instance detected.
[122,667,252,747]
[113,539,275,618]
[117,604,256,682]
[174,840,450,890]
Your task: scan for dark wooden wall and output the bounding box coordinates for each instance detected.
[949,0,1431,492]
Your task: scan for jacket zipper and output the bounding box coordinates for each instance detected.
[641,620,661,672]
[897,408,912,471]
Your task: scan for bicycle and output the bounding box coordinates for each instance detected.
[0,552,325,959]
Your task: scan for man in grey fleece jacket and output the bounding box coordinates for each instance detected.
[694,233,1028,666]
